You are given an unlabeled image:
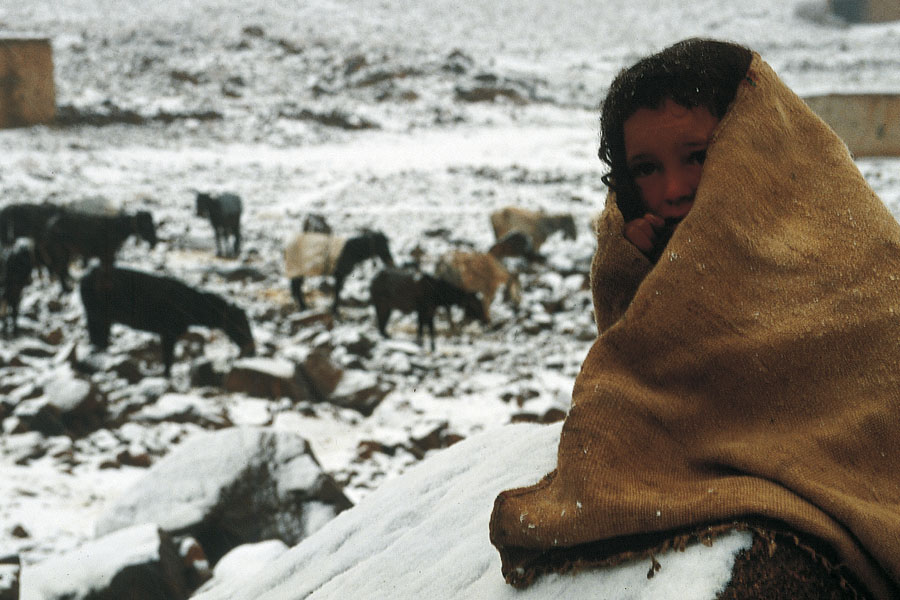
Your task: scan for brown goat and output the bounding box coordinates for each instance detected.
[435,250,521,321]
[489,206,576,254]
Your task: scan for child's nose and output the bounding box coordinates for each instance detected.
[664,169,696,202]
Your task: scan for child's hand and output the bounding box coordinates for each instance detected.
[624,213,666,256]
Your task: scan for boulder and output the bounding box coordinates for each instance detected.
[0,555,19,600]
[95,427,352,563]
[191,423,754,600]
[328,369,391,416]
[193,540,289,597]
[224,357,316,401]
[20,524,189,600]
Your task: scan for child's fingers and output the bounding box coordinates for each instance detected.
[644,213,666,230]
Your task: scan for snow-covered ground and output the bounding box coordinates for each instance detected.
[1,0,899,595]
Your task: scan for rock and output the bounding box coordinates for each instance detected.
[95,427,353,563]
[41,366,107,436]
[299,349,343,397]
[190,360,224,388]
[132,393,229,429]
[193,540,288,597]
[0,555,20,600]
[408,421,464,458]
[189,424,753,600]
[224,357,316,401]
[328,369,392,416]
[20,524,190,600]
[0,432,47,464]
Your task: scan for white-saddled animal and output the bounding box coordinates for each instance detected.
[284,232,347,280]
[435,250,521,321]
[489,206,576,254]
[284,230,394,313]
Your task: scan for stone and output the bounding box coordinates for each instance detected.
[20,524,189,600]
[95,427,353,563]
[224,357,315,401]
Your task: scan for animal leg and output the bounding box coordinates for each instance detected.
[418,307,437,352]
[160,333,176,377]
[375,305,392,338]
[290,276,307,310]
[232,228,241,257]
[331,275,345,316]
[214,230,224,257]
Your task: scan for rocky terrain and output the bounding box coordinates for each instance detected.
[1,0,899,597]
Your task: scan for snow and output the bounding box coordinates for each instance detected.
[1,0,899,597]
[192,423,754,600]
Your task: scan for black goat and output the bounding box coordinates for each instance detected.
[80,265,256,376]
[302,212,332,234]
[370,268,487,351]
[285,229,395,315]
[41,209,158,292]
[0,239,34,336]
[196,192,242,258]
[0,202,63,246]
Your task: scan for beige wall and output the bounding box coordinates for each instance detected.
[830,0,900,22]
[0,37,55,128]
[804,94,900,157]
[867,0,900,22]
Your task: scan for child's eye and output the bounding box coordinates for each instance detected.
[688,149,707,165]
[629,161,658,179]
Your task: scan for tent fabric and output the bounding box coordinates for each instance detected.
[490,52,900,600]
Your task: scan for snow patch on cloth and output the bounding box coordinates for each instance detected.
[192,423,752,600]
[491,53,900,599]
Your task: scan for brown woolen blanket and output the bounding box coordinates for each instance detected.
[489,53,900,599]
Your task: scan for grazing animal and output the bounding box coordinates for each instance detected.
[196,192,243,257]
[0,239,34,336]
[302,212,332,234]
[0,202,63,246]
[488,230,540,261]
[41,209,158,292]
[435,250,521,321]
[284,229,394,314]
[489,206,576,254]
[80,265,256,376]
[370,268,487,351]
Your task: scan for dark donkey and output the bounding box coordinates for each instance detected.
[42,209,158,291]
[80,265,256,376]
[287,229,395,315]
[370,268,487,351]
[195,192,243,258]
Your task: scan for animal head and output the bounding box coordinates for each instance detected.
[461,289,488,324]
[195,192,213,217]
[539,214,577,241]
[223,302,256,358]
[134,210,158,247]
[361,230,394,267]
[557,214,577,240]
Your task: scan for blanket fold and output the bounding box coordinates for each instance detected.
[489,53,900,600]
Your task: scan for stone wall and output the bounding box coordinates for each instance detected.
[830,0,900,23]
[0,36,55,128]
[804,94,900,157]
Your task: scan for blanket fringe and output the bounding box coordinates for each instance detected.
[502,521,868,599]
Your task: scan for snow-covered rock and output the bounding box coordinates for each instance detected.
[192,423,752,599]
[94,427,352,563]
[20,523,189,600]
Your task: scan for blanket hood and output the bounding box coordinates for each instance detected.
[490,53,900,599]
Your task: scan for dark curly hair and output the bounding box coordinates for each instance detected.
[598,38,753,221]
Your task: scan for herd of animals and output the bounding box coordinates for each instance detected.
[0,193,578,376]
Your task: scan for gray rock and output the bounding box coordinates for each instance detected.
[21,524,189,600]
[95,427,352,563]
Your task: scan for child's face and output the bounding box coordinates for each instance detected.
[623,99,720,221]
